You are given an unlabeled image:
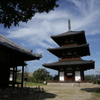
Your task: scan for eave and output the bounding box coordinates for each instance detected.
[43,60,95,70]
[48,44,90,58]
[0,34,42,61]
[51,30,87,46]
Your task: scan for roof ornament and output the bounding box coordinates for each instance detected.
[68,15,71,31]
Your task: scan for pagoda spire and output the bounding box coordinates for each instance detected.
[68,15,71,31]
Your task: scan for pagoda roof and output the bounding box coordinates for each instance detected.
[48,44,90,58]
[51,30,85,38]
[51,30,87,46]
[43,59,95,70]
[0,34,42,60]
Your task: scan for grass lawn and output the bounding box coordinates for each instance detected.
[94,92,100,96]
[23,82,46,87]
[93,89,100,99]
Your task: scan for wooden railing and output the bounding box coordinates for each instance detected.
[59,57,81,61]
[61,44,77,47]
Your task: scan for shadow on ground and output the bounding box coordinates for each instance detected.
[81,87,100,93]
[0,86,56,100]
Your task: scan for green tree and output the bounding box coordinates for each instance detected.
[84,75,92,81]
[53,74,59,81]
[33,68,52,83]
[0,0,58,28]
[24,65,29,80]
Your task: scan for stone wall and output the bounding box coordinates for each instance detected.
[47,82,93,87]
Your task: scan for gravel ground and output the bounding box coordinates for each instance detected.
[41,85,100,100]
[42,86,92,100]
[0,85,100,100]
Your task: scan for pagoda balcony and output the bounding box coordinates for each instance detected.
[59,57,81,61]
[61,43,77,47]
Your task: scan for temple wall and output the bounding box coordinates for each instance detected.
[75,71,81,82]
[59,71,64,81]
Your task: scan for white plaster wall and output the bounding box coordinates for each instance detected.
[59,72,64,81]
[75,71,81,82]
[9,73,13,81]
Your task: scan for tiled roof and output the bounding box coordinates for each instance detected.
[51,30,85,38]
[43,59,94,70]
[50,30,86,46]
[43,60,94,66]
[0,34,42,59]
[48,44,89,50]
[47,44,90,58]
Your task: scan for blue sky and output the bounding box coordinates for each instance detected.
[0,0,100,75]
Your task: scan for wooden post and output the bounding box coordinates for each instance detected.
[12,67,15,88]
[15,66,17,83]
[82,71,84,81]
[21,66,24,88]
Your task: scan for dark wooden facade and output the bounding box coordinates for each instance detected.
[58,70,84,82]
[0,34,42,88]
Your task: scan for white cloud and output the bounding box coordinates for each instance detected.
[91,29,100,35]
[20,42,28,47]
[0,0,99,75]
[5,0,100,49]
[35,48,44,54]
[96,52,100,54]
[5,10,69,48]
[47,60,53,63]
[68,0,100,35]
[26,60,38,64]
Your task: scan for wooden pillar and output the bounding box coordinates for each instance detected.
[73,71,75,82]
[21,66,24,88]
[81,71,84,81]
[15,66,17,83]
[58,71,59,81]
[12,67,15,88]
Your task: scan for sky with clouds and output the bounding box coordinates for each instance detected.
[0,0,100,75]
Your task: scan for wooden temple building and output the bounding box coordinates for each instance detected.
[43,18,95,82]
[0,34,42,88]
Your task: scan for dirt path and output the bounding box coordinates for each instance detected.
[41,85,100,100]
[0,85,99,100]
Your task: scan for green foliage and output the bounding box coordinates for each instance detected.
[24,66,29,79]
[27,76,34,82]
[24,82,46,86]
[94,92,100,97]
[33,68,53,83]
[0,0,59,28]
[84,74,100,84]
[53,74,59,80]
[84,75,92,81]
[17,72,22,82]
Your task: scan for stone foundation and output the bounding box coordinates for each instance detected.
[47,82,93,87]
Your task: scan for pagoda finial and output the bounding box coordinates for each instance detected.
[68,15,71,31]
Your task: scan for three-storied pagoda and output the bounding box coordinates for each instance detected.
[43,18,95,82]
